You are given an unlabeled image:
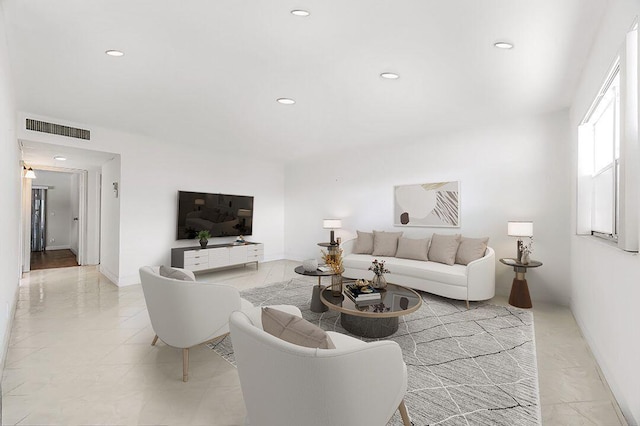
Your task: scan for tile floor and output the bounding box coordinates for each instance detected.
[1,261,628,425]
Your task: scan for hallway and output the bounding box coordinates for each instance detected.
[30,249,78,271]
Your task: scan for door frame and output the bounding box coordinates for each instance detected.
[21,165,89,271]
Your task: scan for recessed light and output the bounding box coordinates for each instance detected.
[290,10,310,17]
[277,98,296,105]
[380,72,400,80]
[105,49,124,57]
[493,42,514,50]
[53,156,67,161]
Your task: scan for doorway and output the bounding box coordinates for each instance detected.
[27,171,82,270]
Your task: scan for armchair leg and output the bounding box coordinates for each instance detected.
[151,334,159,346]
[183,348,189,382]
[466,299,470,309]
[398,399,411,426]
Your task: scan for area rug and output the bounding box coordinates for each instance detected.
[208,278,541,425]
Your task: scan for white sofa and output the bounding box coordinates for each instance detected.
[341,238,496,307]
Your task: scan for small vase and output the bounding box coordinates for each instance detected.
[199,238,208,249]
[372,274,387,290]
[331,274,343,297]
[521,252,530,264]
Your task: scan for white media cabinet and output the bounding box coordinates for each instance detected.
[171,242,264,272]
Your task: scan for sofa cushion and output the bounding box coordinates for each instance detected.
[395,237,430,261]
[455,237,489,265]
[262,307,335,349]
[159,265,195,281]
[353,231,374,254]
[388,257,467,287]
[427,234,461,265]
[343,255,467,287]
[372,231,403,256]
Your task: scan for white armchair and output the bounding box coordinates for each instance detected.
[229,307,411,426]
[139,266,253,382]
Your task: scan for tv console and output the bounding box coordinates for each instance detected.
[171,242,264,273]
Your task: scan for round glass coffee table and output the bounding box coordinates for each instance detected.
[320,282,422,338]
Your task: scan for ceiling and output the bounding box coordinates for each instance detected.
[3,0,607,163]
[21,140,117,170]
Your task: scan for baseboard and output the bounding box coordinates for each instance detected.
[45,245,71,251]
[572,305,637,426]
[0,275,21,384]
[98,265,119,286]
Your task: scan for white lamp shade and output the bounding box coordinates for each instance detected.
[323,219,342,229]
[24,167,36,179]
[507,221,533,237]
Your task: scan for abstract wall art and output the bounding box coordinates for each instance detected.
[394,181,460,227]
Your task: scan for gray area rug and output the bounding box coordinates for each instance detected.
[208,278,541,425]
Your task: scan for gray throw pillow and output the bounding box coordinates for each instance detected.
[427,234,461,265]
[262,307,335,349]
[159,265,195,281]
[455,237,489,265]
[353,230,374,254]
[395,237,430,261]
[372,231,403,257]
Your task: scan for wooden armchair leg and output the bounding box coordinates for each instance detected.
[183,348,189,382]
[151,334,159,346]
[466,299,470,309]
[398,399,411,426]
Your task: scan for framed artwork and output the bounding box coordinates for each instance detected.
[394,181,460,228]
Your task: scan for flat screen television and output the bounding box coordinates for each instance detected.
[177,191,254,239]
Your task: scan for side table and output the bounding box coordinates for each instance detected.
[499,258,543,309]
[294,265,334,313]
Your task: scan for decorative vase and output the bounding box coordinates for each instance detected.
[521,252,530,264]
[372,274,387,290]
[331,274,343,297]
[303,259,318,272]
[199,238,208,249]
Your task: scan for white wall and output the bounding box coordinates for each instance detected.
[99,157,121,285]
[285,111,572,304]
[85,170,101,265]
[17,115,286,286]
[69,172,79,255]
[0,2,21,367]
[31,170,73,250]
[569,0,640,423]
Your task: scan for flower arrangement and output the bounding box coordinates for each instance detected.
[521,237,534,255]
[321,248,344,274]
[195,230,212,240]
[369,259,390,276]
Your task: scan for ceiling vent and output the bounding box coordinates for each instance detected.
[26,118,90,140]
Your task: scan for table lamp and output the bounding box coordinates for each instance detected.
[323,219,342,245]
[507,221,533,263]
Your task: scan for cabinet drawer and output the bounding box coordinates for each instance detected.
[184,261,210,272]
[184,250,208,260]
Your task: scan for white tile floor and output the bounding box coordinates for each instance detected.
[1,261,628,425]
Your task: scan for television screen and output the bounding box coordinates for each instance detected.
[177,191,253,239]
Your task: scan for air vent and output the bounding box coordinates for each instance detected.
[26,118,90,140]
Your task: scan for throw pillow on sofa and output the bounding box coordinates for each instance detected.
[262,307,335,349]
[372,231,403,256]
[455,237,489,265]
[159,265,195,281]
[353,230,375,254]
[428,234,461,265]
[395,237,430,261]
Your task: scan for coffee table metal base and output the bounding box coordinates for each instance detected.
[340,313,399,338]
[310,285,328,313]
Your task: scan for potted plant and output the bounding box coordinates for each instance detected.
[196,230,212,249]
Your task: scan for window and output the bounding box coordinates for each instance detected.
[582,69,620,239]
[577,26,638,252]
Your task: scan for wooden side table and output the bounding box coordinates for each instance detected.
[499,258,543,309]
